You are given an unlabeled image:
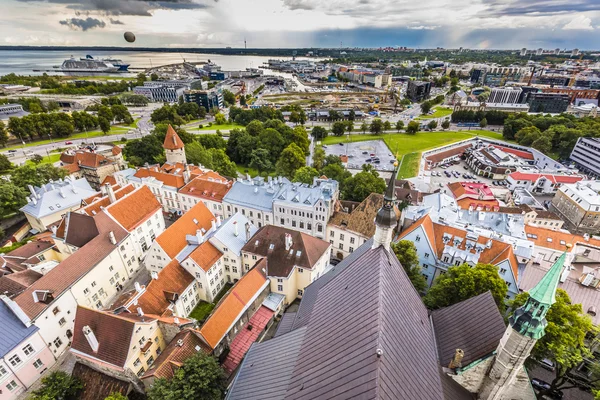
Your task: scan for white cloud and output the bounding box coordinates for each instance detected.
[563,15,594,30]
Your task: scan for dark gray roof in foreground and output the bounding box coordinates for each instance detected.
[285,247,446,400]
[274,312,296,338]
[431,291,506,368]
[0,300,38,357]
[291,237,373,330]
[226,327,307,400]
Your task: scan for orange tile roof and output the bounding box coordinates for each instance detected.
[491,145,534,160]
[524,225,600,251]
[179,178,232,202]
[62,151,114,169]
[456,198,500,211]
[198,264,268,349]
[102,176,117,186]
[81,185,134,216]
[111,146,122,156]
[163,125,185,150]
[135,260,195,317]
[104,186,162,231]
[133,168,186,189]
[188,241,223,272]
[62,163,81,174]
[508,171,584,185]
[398,214,519,279]
[155,202,215,259]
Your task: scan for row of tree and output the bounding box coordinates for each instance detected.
[314,118,448,139]
[503,113,600,159]
[150,103,208,126]
[0,97,60,113]
[451,109,509,125]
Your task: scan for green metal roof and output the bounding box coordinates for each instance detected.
[528,251,566,306]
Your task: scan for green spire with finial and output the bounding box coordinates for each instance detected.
[509,250,568,339]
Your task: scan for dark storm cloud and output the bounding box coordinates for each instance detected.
[18,0,210,16]
[59,17,107,30]
[482,0,600,17]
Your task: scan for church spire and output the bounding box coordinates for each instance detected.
[509,250,567,340]
[372,163,399,250]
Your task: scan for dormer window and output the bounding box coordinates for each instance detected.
[33,290,53,304]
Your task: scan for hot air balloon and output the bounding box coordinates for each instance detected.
[124,32,136,43]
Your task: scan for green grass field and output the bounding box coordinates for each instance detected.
[194,123,241,132]
[417,107,453,120]
[321,130,507,178]
[25,153,61,166]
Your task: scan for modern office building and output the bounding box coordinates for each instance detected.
[406,80,431,102]
[570,137,600,178]
[527,92,570,113]
[183,89,223,111]
[487,87,522,104]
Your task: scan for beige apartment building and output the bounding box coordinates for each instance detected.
[551,181,600,234]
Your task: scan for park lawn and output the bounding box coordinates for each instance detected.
[417,107,453,120]
[188,283,234,322]
[193,123,242,132]
[398,152,421,179]
[25,153,61,166]
[236,164,277,178]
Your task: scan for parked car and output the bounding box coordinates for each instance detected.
[7,149,17,153]
[531,379,563,399]
[537,358,556,372]
[390,160,396,164]
[65,141,73,145]
[365,158,372,162]
[338,143,344,146]
[374,160,381,164]
[362,151,368,154]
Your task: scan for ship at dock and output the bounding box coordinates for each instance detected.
[56,56,124,73]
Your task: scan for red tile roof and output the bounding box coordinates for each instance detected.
[524,225,600,252]
[62,151,114,169]
[448,182,494,200]
[508,171,584,185]
[104,186,162,231]
[189,242,223,272]
[199,264,268,349]
[81,185,134,216]
[101,176,117,186]
[491,145,534,160]
[222,305,274,374]
[15,212,129,319]
[133,168,186,189]
[134,260,195,317]
[163,125,185,150]
[155,202,215,259]
[62,163,81,174]
[179,178,232,202]
[71,306,142,368]
[141,329,210,381]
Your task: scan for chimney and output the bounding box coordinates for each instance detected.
[151,271,158,280]
[233,221,239,237]
[83,326,99,352]
[59,188,66,199]
[285,233,293,251]
[109,231,117,245]
[196,229,204,243]
[216,215,222,227]
[137,307,144,317]
[28,185,36,198]
[105,183,116,204]
[31,196,37,206]
[448,349,464,369]
[135,282,142,292]
[51,225,57,235]
[183,169,190,184]
[211,219,217,232]
[245,222,251,242]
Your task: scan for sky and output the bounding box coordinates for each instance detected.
[1,0,600,49]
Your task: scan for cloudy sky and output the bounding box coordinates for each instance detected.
[2,0,600,49]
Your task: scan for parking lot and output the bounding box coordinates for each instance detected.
[427,158,511,196]
[322,140,397,173]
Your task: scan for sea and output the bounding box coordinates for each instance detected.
[0,49,316,77]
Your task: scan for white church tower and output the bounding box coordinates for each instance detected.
[163,124,186,164]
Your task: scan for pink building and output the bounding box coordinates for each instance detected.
[0,298,55,400]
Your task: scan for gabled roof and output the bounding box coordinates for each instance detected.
[508,171,584,185]
[241,225,331,278]
[81,184,133,215]
[329,193,383,238]
[210,213,258,256]
[188,241,223,272]
[55,212,100,248]
[71,362,132,400]
[179,177,232,202]
[199,264,268,349]
[133,167,186,189]
[491,144,534,160]
[104,186,162,231]
[71,306,145,368]
[101,175,117,186]
[0,269,43,297]
[16,212,128,319]
[61,150,114,169]
[163,125,185,150]
[141,329,210,381]
[0,300,39,358]
[524,225,600,251]
[19,178,97,220]
[135,260,195,317]
[155,202,215,259]
[431,291,506,368]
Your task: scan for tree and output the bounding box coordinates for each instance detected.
[185,141,213,167]
[328,110,340,121]
[97,105,113,123]
[148,352,226,400]
[30,371,82,400]
[0,120,8,147]
[311,126,327,140]
[321,162,351,184]
[98,117,111,135]
[111,104,133,124]
[10,164,67,190]
[509,289,595,397]
[406,121,420,135]
[342,165,386,202]
[197,134,227,150]
[276,143,306,179]
[259,128,286,163]
[479,117,488,128]
[391,240,428,293]
[249,148,273,173]
[395,120,404,132]
[427,120,438,130]
[424,263,508,311]
[531,135,552,154]
[245,120,264,136]
[31,154,44,164]
[0,181,27,217]
[123,135,165,166]
[441,119,450,130]
[293,166,319,184]
[332,121,347,136]
[214,113,227,125]
[207,148,238,178]
[222,89,236,106]
[346,120,354,134]
[383,120,392,132]
[370,119,384,134]
[150,73,159,81]
[421,101,432,115]
[348,110,356,121]
[104,393,128,400]
[0,154,12,172]
[360,121,369,134]
[312,147,326,170]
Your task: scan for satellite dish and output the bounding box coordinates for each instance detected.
[124,32,136,43]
